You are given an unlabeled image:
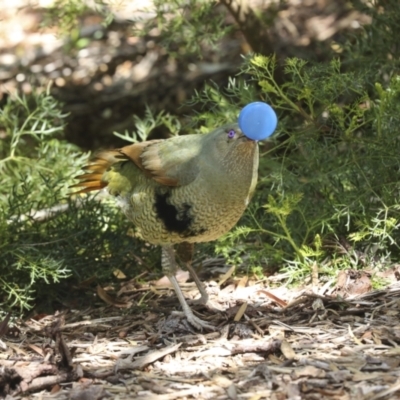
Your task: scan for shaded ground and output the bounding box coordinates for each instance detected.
[1,265,400,399]
[0,0,370,149]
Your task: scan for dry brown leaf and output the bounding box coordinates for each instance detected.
[280,340,296,360]
[96,285,132,308]
[77,275,97,288]
[113,268,127,279]
[352,371,383,382]
[50,384,61,394]
[154,269,189,286]
[212,375,233,388]
[27,343,44,356]
[257,289,287,307]
[6,342,29,356]
[334,269,372,297]
[233,302,248,322]
[361,330,373,340]
[116,343,182,370]
[218,265,236,286]
[236,275,248,289]
[347,324,363,345]
[292,365,326,379]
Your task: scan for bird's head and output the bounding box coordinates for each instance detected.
[204,123,258,171]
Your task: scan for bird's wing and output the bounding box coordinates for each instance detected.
[121,136,201,187]
[70,136,201,194]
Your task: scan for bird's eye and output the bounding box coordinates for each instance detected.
[227,129,236,139]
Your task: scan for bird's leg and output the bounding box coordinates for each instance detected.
[161,245,214,330]
[176,242,209,305]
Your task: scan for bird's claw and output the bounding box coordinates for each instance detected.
[172,311,215,331]
[189,315,215,331]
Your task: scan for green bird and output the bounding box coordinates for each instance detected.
[72,123,259,330]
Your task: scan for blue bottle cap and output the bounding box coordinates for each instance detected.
[238,102,278,141]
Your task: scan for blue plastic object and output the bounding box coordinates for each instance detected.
[238,102,277,141]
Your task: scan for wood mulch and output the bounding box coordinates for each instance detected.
[2,262,400,400]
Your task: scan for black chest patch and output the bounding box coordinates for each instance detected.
[154,191,205,237]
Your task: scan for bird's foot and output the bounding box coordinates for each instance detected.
[163,264,215,331]
[172,310,215,331]
[190,292,209,306]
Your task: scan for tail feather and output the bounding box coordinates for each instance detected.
[84,164,110,172]
[70,150,126,195]
[75,172,104,181]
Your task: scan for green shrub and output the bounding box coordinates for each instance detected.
[0,91,159,315]
[3,0,400,314]
[214,54,400,280]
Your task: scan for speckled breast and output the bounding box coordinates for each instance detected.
[122,180,250,246]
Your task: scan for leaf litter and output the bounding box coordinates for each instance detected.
[1,262,400,399]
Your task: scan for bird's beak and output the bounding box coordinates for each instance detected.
[238,134,257,143]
